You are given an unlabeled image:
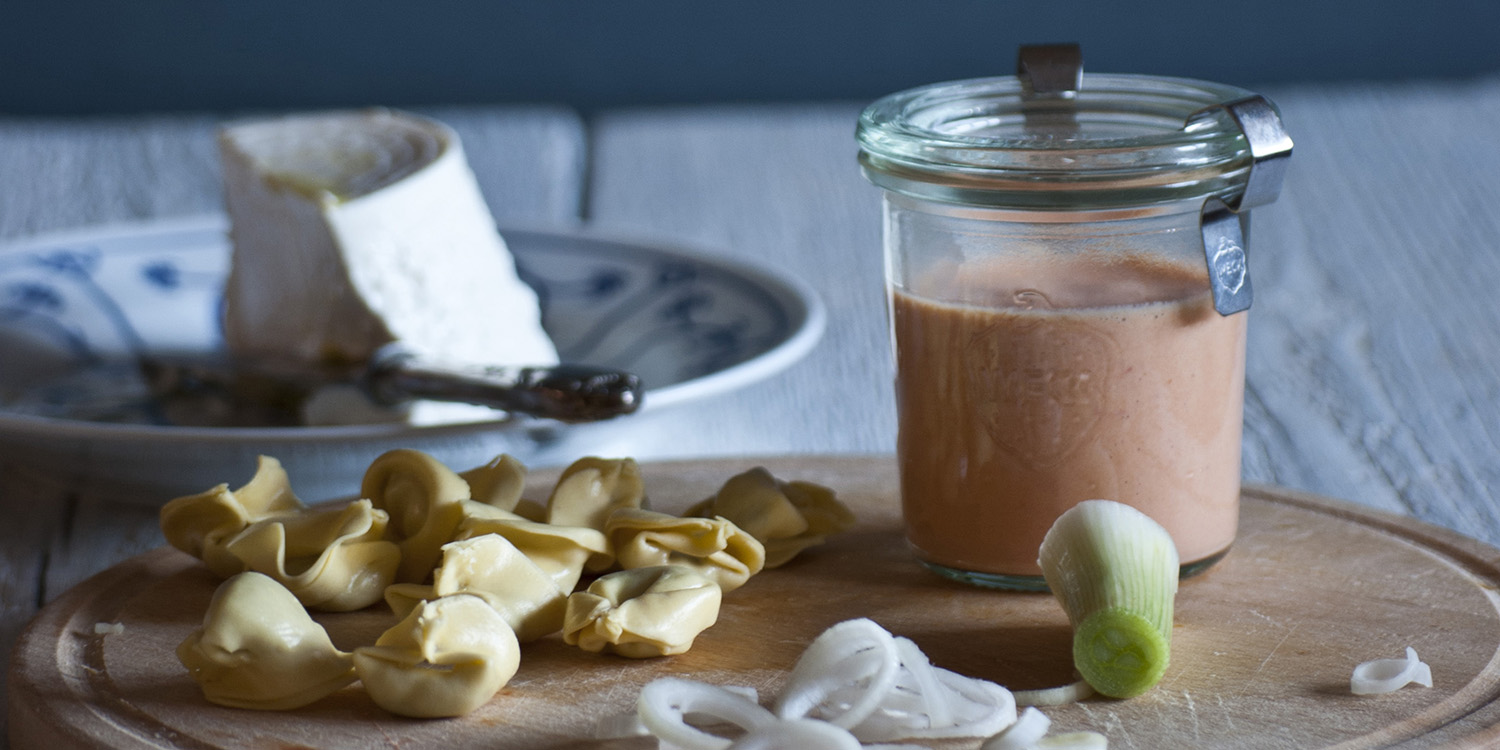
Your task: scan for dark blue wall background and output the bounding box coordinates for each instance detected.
[3,0,1498,116]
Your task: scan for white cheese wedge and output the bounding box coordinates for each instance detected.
[217,109,557,422]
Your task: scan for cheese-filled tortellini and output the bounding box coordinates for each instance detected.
[361,448,475,582]
[225,499,400,611]
[605,508,765,593]
[458,509,615,585]
[562,565,722,658]
[160,455,306,577]
[545,456,646,531]
[177,572,355,710]
[353,594,521,718]
[384,532,575,642]
[459,453,528,511]
[685,467,855,568]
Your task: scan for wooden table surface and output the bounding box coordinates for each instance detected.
[4,75,1500,747]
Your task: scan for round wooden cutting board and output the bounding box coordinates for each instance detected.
[11,456,1500,749]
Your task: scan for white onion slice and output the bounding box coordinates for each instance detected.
[1038,731,1109,749]
[891,668,1016,739]
[894,637,952,728]
[982,706,1051,750]
[601,686,760,739]
[1013,680,1095,707]
[639,619,1023,749]
[726,718,862,749]
[819,636,1016,741]
[775,618,902,729]
[1351,647,1433,695]
[638,678,778,750]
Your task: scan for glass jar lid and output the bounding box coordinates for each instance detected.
[857,73,1267,210]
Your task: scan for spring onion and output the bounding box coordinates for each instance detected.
[1037,500,1179,699]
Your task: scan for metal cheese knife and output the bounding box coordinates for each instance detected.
[139,345,644,426]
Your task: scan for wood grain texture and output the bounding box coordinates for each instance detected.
[0,469,72,749]
[584,103,893,460]
[0,105,587,241]
[1240,79,1500,544]
[10,456,1500,749]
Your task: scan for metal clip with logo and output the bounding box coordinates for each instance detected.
[1188,96,1294,315]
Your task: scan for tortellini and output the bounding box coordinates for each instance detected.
[165,451,855,719]
[225,499,400,611]
[353,594,521,718]
[686,467,856,568]
[385,533,574,642]
[458,453,528,511]
[563,565,721,658]
[162,456,400,611]
[177,572,356,710]
[361,448,479,582]
[457,510,615,585]
[160,455,306,577]
[384,511,613,641]
[546,457,646,530]
[605,508,766,593]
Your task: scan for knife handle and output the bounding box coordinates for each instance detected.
[364,349,644,423]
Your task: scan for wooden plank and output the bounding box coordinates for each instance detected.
[584,103,893,460]
[583,84,1500,547]
[10,456,1500,748]
[0,466,73,747]
[1241,79,1500,543]
[0,105,588,242]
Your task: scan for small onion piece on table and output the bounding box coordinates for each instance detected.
[1351,647,1433,695]
[1038,732,1110,749]
[1013,679,1096,707]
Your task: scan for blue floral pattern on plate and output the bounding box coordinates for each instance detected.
[0,217,822,425]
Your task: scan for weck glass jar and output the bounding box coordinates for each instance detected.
[858,46,1292,590]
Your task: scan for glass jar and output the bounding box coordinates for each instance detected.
[858,55,1290,590]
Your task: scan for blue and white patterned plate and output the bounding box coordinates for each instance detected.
[0,216,825,502]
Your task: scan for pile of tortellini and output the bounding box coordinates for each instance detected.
[159,450,855,718]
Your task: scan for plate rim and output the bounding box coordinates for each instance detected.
[0,215,826,444]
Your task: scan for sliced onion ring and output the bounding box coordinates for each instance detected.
[775,618,902,729]
[982,706,1051,750]
[1038,731,1110,749]
[1013,679,1096,707]
[829,638,1016,741]
[726,718,862,749]
[599,686,759,740]
[638,678,777,750]
[1351,647,1433,695]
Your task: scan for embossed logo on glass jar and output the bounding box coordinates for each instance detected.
[964,292,1114,468]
